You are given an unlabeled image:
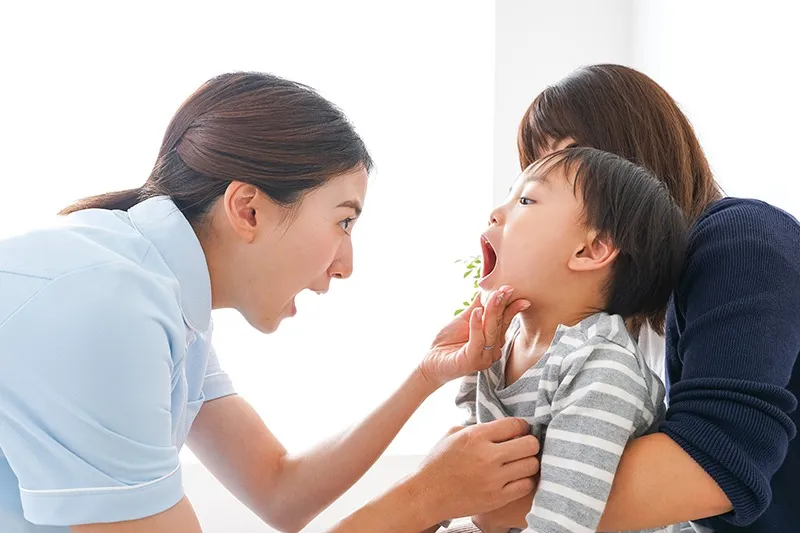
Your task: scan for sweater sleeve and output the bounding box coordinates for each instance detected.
[661,199,800,526]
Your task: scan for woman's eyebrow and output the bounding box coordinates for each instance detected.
[337,200,362,216]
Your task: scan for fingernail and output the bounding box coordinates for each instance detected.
[521,302,530,310]
[496,292,504,303]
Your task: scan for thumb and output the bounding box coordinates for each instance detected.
[446,425,465,437]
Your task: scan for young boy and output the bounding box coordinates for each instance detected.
[444,147,686,533]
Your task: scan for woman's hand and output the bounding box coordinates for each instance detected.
[414,418,540,524]
[471,491,534,532]
[419,286,530,386]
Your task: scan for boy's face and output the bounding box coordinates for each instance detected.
[479,165,588,305]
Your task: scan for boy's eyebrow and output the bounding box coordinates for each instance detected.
[508,172,552,194]
[523,171,552,187]
[337,200,363,217]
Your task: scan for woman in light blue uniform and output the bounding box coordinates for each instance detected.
[0,72,538,533]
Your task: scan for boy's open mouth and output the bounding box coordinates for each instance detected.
[480,235,498,280]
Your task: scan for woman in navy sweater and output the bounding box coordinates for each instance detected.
[466,64,799,533]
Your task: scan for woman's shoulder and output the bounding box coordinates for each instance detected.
[692,197,800,242]
[1,258,180,334]
[677,197,800,305]
[687,197,800,266]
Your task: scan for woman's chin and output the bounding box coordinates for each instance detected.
[248,300,298,334]
[242,310,283,334]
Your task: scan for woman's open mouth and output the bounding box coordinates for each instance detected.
[480,235,498,284]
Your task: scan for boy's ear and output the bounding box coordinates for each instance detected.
[568,230,619,272]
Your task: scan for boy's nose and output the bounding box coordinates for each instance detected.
[489,206,503,226]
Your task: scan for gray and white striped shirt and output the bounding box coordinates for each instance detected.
[456,312,678,533]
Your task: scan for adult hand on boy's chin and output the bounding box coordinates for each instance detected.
[419,286,530,387]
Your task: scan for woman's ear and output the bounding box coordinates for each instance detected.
[568,230,619,272]
[222,182,280,243]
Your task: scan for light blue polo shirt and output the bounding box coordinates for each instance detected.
[0,196,236,530]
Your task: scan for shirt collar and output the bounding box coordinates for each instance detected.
[128,196,212,332]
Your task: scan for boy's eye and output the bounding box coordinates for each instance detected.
[339,217,355,233]
[519,197,535,205]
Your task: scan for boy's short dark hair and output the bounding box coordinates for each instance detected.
[531,147,687,333]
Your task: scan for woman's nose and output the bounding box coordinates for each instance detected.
[329,242,354,280]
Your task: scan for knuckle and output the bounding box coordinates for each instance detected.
[521,434,538,448]
[520,478,535,493]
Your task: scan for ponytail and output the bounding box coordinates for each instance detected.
[59,187,144,215]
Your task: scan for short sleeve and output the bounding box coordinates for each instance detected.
[202,344,236,402]
[0,264,185,526]
[454,374,479,426]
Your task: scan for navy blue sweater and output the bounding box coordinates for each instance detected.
[663,198,800,532]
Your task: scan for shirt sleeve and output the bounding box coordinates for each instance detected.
[524,340,657,533]
[0,264,185,527]
[454,373,479,426]
[660,201,800,526]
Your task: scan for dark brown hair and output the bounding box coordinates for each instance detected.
[518,64,722,333]
[61,72,373,222]
[518,64,721,225]
[532,147,686,325]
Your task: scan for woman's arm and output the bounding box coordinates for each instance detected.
[472,434,733,533]
[73,497,203,533]
[597,433,731,531]
[326,418,540,532]
[189,288,531,531]
[603,200,800,530]
[188,370,435,532]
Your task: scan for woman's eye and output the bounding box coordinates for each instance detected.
[519,197,535,205]
[339,217,355,233]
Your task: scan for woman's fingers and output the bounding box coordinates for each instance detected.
[501,455,540,481]
[415,418,539,519]
[502,477,537,500]
[496,434,540,464]
[463,292,484,316]
[475,417,531,444]
[502,297,530,332]
[481,286,516,361]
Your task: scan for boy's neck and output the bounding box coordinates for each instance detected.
[517,302,596,345]
[505,302,598,387]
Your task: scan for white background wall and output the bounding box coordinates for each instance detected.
[1,1,799,531]
[493,0,800,218]
[630,1,800,217]
[493,0,634,204]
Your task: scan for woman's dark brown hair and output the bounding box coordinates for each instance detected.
[61,72,373,222]
[518,64,722,333]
